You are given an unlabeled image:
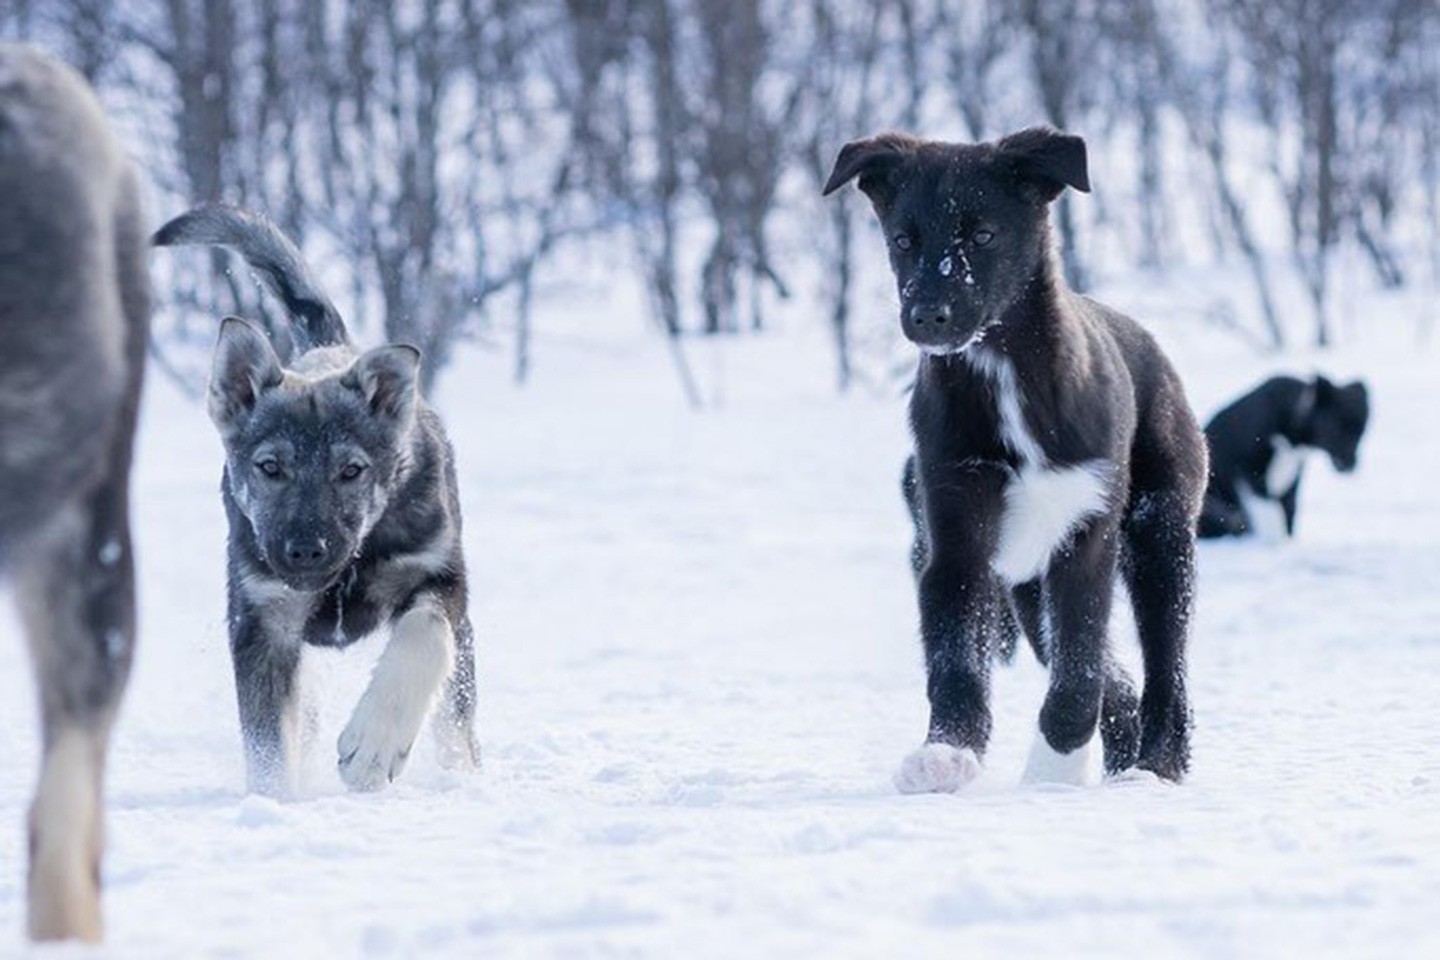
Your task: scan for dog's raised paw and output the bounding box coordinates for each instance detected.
[337,686,426,792]
[894,743,981,794]
[337,599,454,791]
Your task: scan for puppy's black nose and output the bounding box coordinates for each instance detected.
[284,537,329,568]
[910,302,951,327]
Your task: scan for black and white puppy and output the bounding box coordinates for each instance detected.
[1199,374,1369,539]
[155,205,479,797]
[825,128,1207,791]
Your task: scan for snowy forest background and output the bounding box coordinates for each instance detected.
[2,0,1437,397]
[4,5,1440,953]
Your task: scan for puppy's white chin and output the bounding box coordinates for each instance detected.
[916,323,997,357]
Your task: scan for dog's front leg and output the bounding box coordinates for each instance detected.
[895,466,1006,794]
[1022,516,1123,786]
[1279,484,1300,537]
[229,609,303,797]
[338,594,455,791]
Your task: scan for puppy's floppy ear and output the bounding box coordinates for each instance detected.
[209,317,283,434]
[822,134,919,202]
[996,126,1090,202]
[344,344,422,429]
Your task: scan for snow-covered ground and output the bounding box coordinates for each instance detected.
[2,272,1438,958]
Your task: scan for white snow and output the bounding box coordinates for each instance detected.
[2,275,1439,957]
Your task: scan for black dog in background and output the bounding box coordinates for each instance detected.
[1199,375,1369,540]
[825,128,1206,792]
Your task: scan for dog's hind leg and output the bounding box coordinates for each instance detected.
[16,474,136,941]
[433,612,481,771]
[1009,578,1046,664]
[1121,491,1197,781]
[1099,653,1141,776]
[338,594,455,790]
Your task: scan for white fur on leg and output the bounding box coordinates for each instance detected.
[1022,727,1100,787]
[29,728,104,942]
[338,597,454,791]
[894,742,982,794]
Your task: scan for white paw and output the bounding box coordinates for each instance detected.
[894,743,982,794]
[337,600,454,792]
[338,693,423,792]
[1022,728,1100,786]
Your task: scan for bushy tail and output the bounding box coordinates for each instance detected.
[153,204,348,351]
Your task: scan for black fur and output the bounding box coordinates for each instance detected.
[155,206,479,796]
[827,127,1206,785]
[1199,374,1370,539]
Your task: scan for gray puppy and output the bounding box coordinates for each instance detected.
[154,205,480,797]
[0,44,149,941]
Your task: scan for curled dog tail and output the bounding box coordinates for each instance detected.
[154,204,349,351]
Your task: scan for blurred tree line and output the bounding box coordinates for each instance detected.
[4,0,1436,395]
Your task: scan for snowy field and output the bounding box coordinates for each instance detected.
[2,273,1438,957]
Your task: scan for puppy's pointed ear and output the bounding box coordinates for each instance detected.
[997,126,1090,202]
[209,317,283,434]
[822,134,918,203]
[1313,374,1336,404]
[344,344,421,430]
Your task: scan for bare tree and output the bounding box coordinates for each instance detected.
[1017,0,1103,292]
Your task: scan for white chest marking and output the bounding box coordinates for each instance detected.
[968,350,1112,585]
[1265,436,1305,496]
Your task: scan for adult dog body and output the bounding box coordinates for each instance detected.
[1199,374,1369,539]
[825,128,1206,791]
[0,44,149,940]
[155,206,479,796]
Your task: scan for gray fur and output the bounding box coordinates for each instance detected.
[0,43,149,941]
[154,206,479,796]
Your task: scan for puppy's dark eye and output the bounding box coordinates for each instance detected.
[894,234,913,252]
[338,463,367,482]
[974,229,995,247]
[255,458,282,479]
